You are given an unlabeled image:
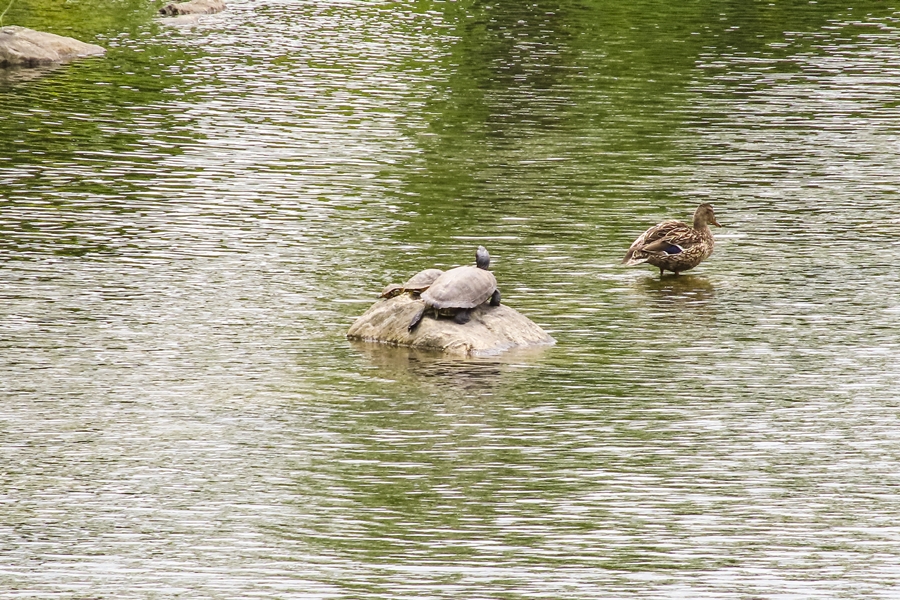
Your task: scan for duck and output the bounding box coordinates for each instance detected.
[622,203,721,276]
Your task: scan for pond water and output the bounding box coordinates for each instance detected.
[3,0,900,597]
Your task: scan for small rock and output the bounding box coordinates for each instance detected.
[159,0,225,16]
[347,294,555,357]
[0,26,105,68]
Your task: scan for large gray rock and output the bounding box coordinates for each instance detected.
[0,26,105,68]
[159,0,225,16]
[347,293,555,357]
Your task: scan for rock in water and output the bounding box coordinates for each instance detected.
[347,293,555,357]
[0,26,105,68]
[159,0,226,15]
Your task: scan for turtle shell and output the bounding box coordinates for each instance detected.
[380,283,404,299]
[421,266,497,310]
[403,268,444,293]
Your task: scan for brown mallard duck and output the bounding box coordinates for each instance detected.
[623,203,721,276]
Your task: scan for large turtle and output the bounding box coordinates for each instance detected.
[408,246,501,331]
[380,268,444,299]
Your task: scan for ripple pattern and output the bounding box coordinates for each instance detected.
[2,2,900,599]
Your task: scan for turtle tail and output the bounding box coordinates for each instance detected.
[408,306,426,332]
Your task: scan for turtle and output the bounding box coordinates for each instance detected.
[402,268,444,297]
[379,268,444,299]
[408,246,501,331]
[380,283,405,299]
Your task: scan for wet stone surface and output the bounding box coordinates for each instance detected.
[0,26,105,68]
[347,293,556,356]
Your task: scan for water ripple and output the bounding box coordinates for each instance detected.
[3,2,900,598]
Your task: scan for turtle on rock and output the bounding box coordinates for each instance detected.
[380,268,444,299]
[408,246,501,331]
[401,268,444,297]
[380,283,405,299]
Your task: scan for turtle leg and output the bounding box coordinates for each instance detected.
[490,289,501,306]
[454,309,471,324]
[408,306,426,332]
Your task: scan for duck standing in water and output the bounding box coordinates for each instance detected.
[623,203,721,277]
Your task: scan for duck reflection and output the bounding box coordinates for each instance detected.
[636,274,716,309]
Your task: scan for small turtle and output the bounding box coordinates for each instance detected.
[402,268,443,297]
[379,268,444,299]
[408,246,501,331]
[380,283,405,299]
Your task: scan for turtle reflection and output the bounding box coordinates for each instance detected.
[349,340,550,395]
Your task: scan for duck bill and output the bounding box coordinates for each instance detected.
[711,218,722,227]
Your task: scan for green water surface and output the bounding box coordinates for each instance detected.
[2,1,900,598]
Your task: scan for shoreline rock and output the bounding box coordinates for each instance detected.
[0,26,105,68]
[159,0,226,16]
[347,294,556,357]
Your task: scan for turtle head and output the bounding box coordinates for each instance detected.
[475,246,491,270]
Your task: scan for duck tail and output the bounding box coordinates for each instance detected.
[408,306,426,332]
[623,252,649,266]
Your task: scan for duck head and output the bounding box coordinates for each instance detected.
[693,203,721,228]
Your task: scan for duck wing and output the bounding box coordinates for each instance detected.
[623,220,693,263]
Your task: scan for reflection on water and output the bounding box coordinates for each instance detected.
[350,340,552,395]
[0,62,65,84]
[636,274,715,306]
[3,0,900,598]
